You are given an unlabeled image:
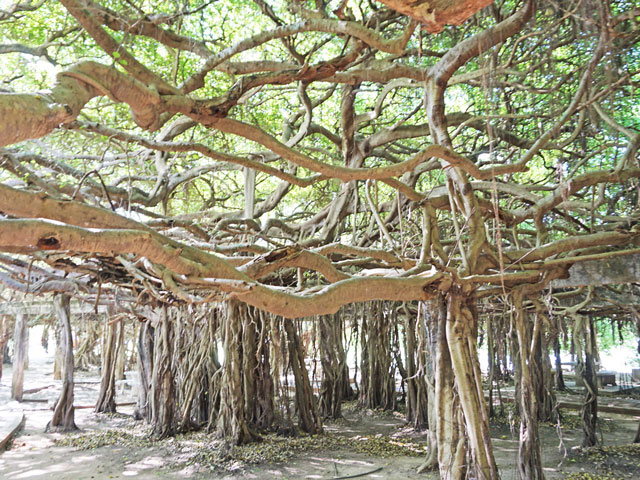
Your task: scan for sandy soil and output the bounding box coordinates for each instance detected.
[1,393,639,480]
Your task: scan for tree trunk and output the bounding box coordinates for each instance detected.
[75,319,100,370]
[114,320,126,381]
[417,300,439,473]
[513,292,544,480]
[533,302,556,423]
[487,313,496,418]
[134,321,154,421]
[149,307,176,438]
[173,307,221,432]
[11,313,27,401]
[573,314,598,447]
[242,308,275,431]
[95,318,121,414]
[432,294,467,480]
[405,306,429,429]
[0,315,12,382]
[318,313,346,419]
[53,316,63,381]
[554,338,566,391]
[284,318,322,434]
[581,316,598,447]
[47,294,77,432]
[446,291,498,480]
[359,302,395,410]
[216,300,255,444]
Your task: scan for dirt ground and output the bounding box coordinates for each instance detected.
[1,396,639,480]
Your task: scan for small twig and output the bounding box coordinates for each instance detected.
[331,466,382,480]
[23,384,55,394]
[72,169,117,211]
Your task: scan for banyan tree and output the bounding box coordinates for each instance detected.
[0,0,639,479]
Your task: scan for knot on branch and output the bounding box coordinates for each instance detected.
[37,236,61,250]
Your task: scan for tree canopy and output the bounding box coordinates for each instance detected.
[0,0,638,315]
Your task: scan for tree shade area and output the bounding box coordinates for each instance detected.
[0,0,639,479]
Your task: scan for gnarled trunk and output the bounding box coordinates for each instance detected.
[95,317,122,414]
[432,294,467,480]
[573,314,599,447]
[318,313,350,419]
[284,318,322,434]
[446,291,498,480]
[75,318,100,370]
[405,305,429,429]
[417,300,439,473]
[47,294,77,432]
[512,292,544,480]
[173,308,221,432]
[359,301,395,411]
[216,300,255,444]
[149,307,176,438]
[532,302,556,423]
[243,309,275,431]
[134,320,154,421]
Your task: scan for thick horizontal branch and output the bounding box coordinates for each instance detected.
[234,273,442,318]
[210,117,475,181]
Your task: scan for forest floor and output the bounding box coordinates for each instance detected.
[1,355,640,479]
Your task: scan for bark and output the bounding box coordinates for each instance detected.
[242,308,275,431]
[53,317,63,381]
[216,300,255,444]
[513,292,544,480]
[149,307,176,438]
[377,0,494,33]
[405,307,429,429]
[581,316,599,447]
[533,303,556,422]
[0,315,12,381]
[173,307,220,431]
[318,313,350,419]
[11,313,27,401]
[554,338,566,391]
[74,318,100,370]
[47,294,78,432]
[134,321,154,421]
[284,318,322,434]
[433,295,466,480]
[446,291,498,480]
[417,300,440,473]
[95,318,122,414]
[359,302,395,411]
[114,320,126,381]
[486,313,495,418]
